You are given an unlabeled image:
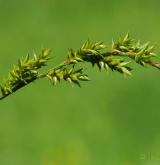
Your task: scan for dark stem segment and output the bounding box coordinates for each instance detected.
[148,61,160,69]
[0,78,39,100]
[0,94,9,100]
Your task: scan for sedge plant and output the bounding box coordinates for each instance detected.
[0,34,160,100]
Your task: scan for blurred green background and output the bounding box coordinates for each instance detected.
[0,0,160,165]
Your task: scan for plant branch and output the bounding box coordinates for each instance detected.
[1,33,160,100]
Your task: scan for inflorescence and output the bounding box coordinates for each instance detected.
[0,34,160,100]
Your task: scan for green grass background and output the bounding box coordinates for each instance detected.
[0,0,160,164]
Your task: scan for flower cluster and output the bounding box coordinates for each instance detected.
[65,40,132,75]
[111,34,158,67]
[46,67,89,87]
[0,49,50,100]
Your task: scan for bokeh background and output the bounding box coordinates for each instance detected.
[0,0,160,165]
